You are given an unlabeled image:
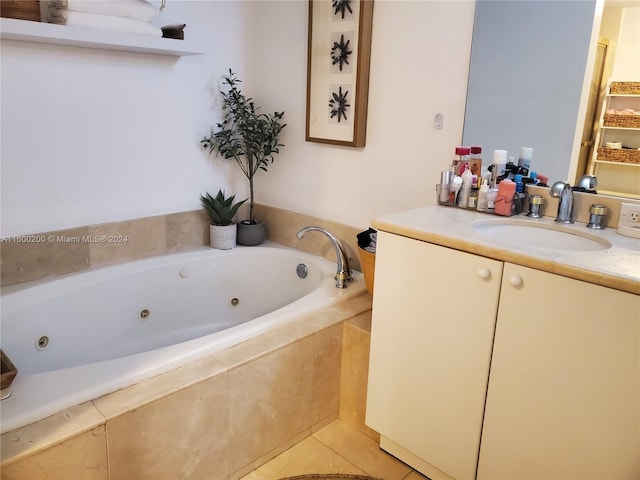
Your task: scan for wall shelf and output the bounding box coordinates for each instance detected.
[0,18,202,56]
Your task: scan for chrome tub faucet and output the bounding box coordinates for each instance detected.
[296,226,353,288]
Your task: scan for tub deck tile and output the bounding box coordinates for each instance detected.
[1,402,105,466]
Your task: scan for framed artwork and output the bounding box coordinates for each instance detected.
[306,0,374,147]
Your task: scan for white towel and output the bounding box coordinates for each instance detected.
[47,0,156,23]
[47,10,162,37]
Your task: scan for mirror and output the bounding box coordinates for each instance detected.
[462,0,639,198]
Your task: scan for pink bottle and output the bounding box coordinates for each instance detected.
[494,180,516,216]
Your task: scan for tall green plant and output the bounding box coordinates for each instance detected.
[201,69,286,223]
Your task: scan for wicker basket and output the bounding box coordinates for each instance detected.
[610,82,640,95]
[603,114,640,129]
[597,147,640,164]
[0,1,41,21]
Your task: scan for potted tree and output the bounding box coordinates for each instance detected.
[200,189,247,249]
[201,69,286,246]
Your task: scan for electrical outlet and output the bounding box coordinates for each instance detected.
[618,202,640,239]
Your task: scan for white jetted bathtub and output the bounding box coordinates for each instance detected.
[0,242,364,433]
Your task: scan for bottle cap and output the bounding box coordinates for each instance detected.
[470,146,482,154]
[455,146,471,155]
[519,147,533,160]
[492,149,508,164]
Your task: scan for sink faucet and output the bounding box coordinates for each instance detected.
[550,181,574,224]
[296,226,353,288]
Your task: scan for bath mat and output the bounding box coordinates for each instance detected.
[279,475,381,480]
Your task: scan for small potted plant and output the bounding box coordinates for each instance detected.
[201,69,286,246]
[200,189,247,249]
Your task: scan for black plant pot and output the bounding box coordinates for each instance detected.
[236,221,266,246]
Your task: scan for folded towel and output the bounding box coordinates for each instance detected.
[47,0,156,23]
[47,10,162,37]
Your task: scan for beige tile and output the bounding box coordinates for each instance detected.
[239,435,366,480]
[230,429,311,480]
[402,471,430,480]
[106,373,228,480]
[88,215,166,267]
[166,209,209,251]
[0,227,90,286]
[255,204,364,272]
[340,322,378,441]
[313,420,411,480]
[525,185,632,227]
[311,323,343,424]
[1,402,105,465]
[227,336,315,474]
[1,426,108,480]
[347,310,372,333]
[93,352,228,421]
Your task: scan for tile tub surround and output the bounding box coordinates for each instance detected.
[0,209,209,286]
[1,205,366,287]
[1,293,373,480]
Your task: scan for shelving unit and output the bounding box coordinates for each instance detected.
[588,81,640,197]
[0,17,202,56]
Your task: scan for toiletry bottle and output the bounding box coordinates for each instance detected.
[458,169,472,208]
[491,149,508,187]
[486,188,498,213]
[439,170,452,204]
[514,174,524,194]
[467,186,479,210]
[453,147,471,175]
[477,183,489,212]
[450,175,462,204]
[518,147,533,171]
[469,146,482,176]
[495,179,516,216]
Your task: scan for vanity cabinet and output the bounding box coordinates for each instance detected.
[366,231,640,480]
[366,231,503,480]
[478,263,640,480]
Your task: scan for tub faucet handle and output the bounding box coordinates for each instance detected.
[296,226,353,288]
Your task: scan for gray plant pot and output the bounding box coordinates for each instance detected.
[236,221,266,246]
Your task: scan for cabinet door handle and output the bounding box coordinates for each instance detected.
[477,267,492,280]
[508,274,524,288]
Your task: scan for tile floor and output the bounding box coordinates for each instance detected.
[241,419,427,480]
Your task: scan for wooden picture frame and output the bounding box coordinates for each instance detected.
[306,0,374,147]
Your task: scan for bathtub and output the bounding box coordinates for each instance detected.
[0,242,364,434]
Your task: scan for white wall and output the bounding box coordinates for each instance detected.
[1,0,474,236]
[612,6,640,79]
[252,0,475,228]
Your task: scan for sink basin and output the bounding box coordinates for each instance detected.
[472,219,611,251]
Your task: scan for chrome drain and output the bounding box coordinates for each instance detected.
[296,263,308,279]
[139,309,150,320]
[229,297,240,308]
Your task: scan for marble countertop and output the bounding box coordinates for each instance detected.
[372,205,640,295]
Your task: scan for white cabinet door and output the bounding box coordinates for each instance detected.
[366,232,503,480]
[478,263,640,479]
